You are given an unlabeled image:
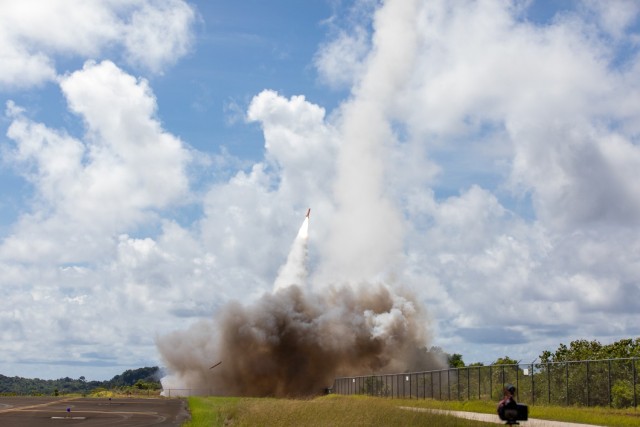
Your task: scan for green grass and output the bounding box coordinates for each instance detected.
[182,394,640,427]
[182,394,494,426]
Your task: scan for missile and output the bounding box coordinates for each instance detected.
[209,361,222,370]
[306,208,311,218]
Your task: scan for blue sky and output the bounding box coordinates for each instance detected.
[2,0,640,382]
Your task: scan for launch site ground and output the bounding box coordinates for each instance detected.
[0,396,188,426]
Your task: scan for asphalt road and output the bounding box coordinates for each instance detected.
[0,396,189,427]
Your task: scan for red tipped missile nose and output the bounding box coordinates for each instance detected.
[306,208,311,218]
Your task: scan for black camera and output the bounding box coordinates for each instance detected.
[501,403,528,425]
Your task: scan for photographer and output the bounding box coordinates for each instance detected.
[497,384,518,420]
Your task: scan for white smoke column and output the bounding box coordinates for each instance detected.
[320,0,420,283]
[273,214,309,292]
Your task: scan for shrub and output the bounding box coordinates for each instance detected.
[611,380,635,409]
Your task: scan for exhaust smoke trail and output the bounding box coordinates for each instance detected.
[272,210,309,293]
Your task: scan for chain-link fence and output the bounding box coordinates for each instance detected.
[332,358,639,408]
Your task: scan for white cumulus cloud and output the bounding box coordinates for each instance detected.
[3,60,190,263]
[0,0,194,88]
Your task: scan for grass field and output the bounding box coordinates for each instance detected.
[182,394,640,426]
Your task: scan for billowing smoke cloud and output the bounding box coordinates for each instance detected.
[158,282,428,396]
[156,0,440,396]
[158,211,438,396]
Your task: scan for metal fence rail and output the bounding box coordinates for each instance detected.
[332,357,639,408]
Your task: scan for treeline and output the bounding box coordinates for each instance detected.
[441,337,640,368]
[0,366,162,396]
[437,337,640,408]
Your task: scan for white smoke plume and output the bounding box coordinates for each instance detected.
[272,214,309,293]
[157,0,440,396]
[318,0,420,284]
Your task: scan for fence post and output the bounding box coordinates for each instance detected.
[547,363,551,405]
[431,372,434,399]
[566,362,569,406]
[586,361,590,407]
[404,374,407,399]
[447,369,451,400]
[392,376,395,398]
[478,366,481,400]
[467,367,470,400]
[373,375,376,396]
[531,364,535,406]
[433,372,436,399]
[384,375,387,398]
[489,365,493,400]
[515,364,519,401]
[608,359,612,408]
[634,358,637,408]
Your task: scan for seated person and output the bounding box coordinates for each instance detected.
[497,384,518,421]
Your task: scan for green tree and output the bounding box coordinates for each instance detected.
[539,338,640,363]
[538,338,640,407]
[493,356,519,365]
[448,353,465,368]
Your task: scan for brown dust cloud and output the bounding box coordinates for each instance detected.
[156,216,441,397]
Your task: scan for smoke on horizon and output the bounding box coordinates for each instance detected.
[157,279,437,396]
[157,211,441,396]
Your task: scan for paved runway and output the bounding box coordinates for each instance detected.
[0,396,189,426]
